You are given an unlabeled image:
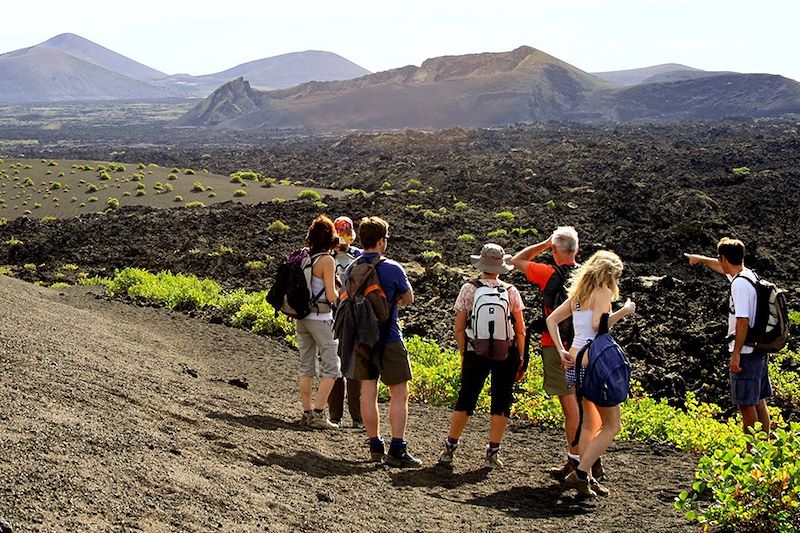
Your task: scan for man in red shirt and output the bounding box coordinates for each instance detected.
[512,227,581,478]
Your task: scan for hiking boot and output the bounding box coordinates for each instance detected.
[385,446,423,468]
[352,419,364,429]
[590,478,610,497]
[298,411,312,426]
[437,439,460,466]
[549,456,579,480]
[483,446,503,469]
[307,411,339,430]
[565,471,597,497]
[368,439,385,463]
[591,457,604,481]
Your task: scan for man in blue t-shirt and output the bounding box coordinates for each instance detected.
[351,216,421,467]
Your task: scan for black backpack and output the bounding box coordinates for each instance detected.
[522,263,577,371]
[729,272,789,353]
[266,249,328,320]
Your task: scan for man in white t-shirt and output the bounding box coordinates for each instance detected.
[685,237,771,436]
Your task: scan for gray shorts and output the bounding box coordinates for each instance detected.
[296,318,341,378]
[730,350,772,406]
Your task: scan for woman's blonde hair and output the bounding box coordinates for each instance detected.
[567,250,623,307]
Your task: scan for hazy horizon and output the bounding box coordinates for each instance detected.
[2,0,798,82]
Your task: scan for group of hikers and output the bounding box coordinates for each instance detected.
[276,214,779,498]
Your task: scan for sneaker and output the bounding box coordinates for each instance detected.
[437,439,460,466]
[591,457,604,481]
[307,411,339,430]
[565,471,597,497]
[385,446,423,468]
[298,411,312,426]
[483,446,503,469]
[352,419,364,429]
[368,439,385,463]
[330,418,342,426]
[549,456,579,480]
[590,478,610,497]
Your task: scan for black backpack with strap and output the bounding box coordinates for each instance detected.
[728,272,789,353]
[522,263,577,371]
[266,249,329,320]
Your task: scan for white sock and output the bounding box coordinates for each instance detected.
[568,453,580,462]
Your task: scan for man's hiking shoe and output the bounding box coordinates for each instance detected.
[565,471,597,497]
[483,446,503,469]
[590,478,610,497]
[591,457,604,481]
[549,456,579,480]
[385,447,423,468]
[437,439,460,466]
[368,439,385,463]
[308,411,339,430]
[352,419,364,429]
[298,412,312,426]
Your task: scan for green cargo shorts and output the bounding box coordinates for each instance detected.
[352,341,412,386]
[541,346,574,397]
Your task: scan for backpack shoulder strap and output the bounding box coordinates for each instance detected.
[470,279,485,289]
[598,312,610,336]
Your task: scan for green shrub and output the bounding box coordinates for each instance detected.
[267,220,290,233]
[106,197,120,209]
[185,201,205,208]
[495,210,515,221]
[453,201,469,210]
[168,174,178,181]
[345,188,367,197]
[789,310,800,326]
[233,189,247,197]
[3,238,22,246]
[407,178,422,189]
[88,196,98,203]
[487,228,508,238]
[421,250,442,263]
[230,170,260,181]
[298,189,321,201]
[261,177,277,188]
[245,260,266,271]
[208,192,217,198]
[732,166,751,178]
[105,268,222,311]
[192,181,205,192]
[174,195,183,202]
[136,190,146,197]
[422,209,441,219]
[271,197,285,204]
[50,182,62,190]
[98,170,112,181]
[23,177,34,186]
[87,183,99,193]
[675,423,800,530]
[457,233,476,243]
[184,169,196,175]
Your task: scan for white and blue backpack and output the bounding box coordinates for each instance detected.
[466,280,514,361]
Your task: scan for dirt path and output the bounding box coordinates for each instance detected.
[0,276,696,532]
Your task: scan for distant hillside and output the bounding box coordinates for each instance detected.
[610,73,800,121]
[175,46,612,129]
[176,48,800,130]
[0,46,172,103]
[593,63,703,85]
[0,34,371,103]
[37,33,167,82]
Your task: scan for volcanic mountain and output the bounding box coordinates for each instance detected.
[176,46,800,130]
[175,46,612,130]
[0,34,371,103]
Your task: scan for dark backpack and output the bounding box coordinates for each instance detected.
[571,313,631,445]
[522,263,577,371]
[266,249,328,320]
[730,273,789,353]
[339,255,391,324]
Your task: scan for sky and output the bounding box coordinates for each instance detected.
[1,0,797,81]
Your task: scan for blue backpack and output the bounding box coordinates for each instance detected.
[571,313,631,445]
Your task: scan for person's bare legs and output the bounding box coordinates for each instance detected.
[388,382,409,439]
[447,411,469,440]
[559,392,580,454]
[314,376,336,410]
[578,405,621,472]
[489,414,509,443]
[361,379,380,438]
[578,399,601,458]
[298,376,313,411]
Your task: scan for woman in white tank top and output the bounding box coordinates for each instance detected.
[295,216,341,430]
[545,250,636,497]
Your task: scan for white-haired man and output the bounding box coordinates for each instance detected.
[512,227,599,479]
